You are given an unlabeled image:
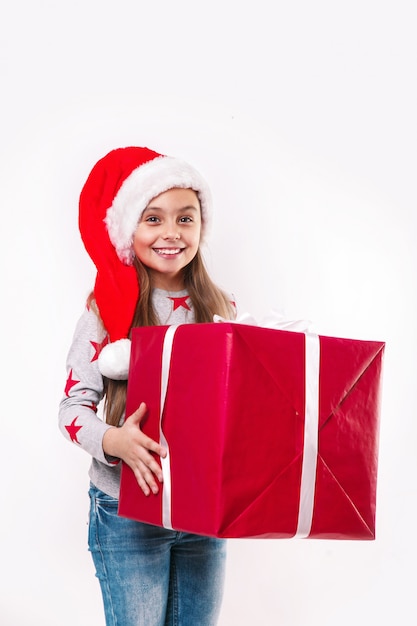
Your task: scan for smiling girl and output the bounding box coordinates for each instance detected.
[59,147,235,626]
[134,188,201,290]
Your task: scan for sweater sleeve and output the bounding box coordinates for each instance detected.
[58,305,119,466]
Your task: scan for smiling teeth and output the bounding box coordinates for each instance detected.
[155,248,181,255]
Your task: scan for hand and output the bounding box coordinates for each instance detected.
[103,402,167,496]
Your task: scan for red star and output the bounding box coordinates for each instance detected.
[65,417,83,444]
[169,296,191,311]
[82,402,98,413]
[90,336,109,362]
[65,369,80,397]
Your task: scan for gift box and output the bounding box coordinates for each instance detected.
[119,323,384,540]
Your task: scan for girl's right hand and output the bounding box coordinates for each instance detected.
[102,402,167,496]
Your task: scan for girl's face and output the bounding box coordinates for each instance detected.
[133,187,202,290]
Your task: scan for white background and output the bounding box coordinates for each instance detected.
[1,1,416,624]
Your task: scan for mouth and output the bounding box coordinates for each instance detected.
[153,247,184,256]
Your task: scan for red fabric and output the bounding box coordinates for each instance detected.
[119,323,384,539]
[78,147,162,341]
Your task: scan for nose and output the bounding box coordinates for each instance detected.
[162,221,180,240]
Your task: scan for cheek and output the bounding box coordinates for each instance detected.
[132,233,149,260]
[133,226,151,246]
[191,224,202,245]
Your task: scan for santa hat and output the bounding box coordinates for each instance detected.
[79,146,212,379]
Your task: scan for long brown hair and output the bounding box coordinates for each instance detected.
[102,250,235,426]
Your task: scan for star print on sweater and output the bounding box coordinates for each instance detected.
[59,306,116,476]
[65,416,82,443]
[65,369,80,396]
[168,295,191,311]
[90,336,109,362]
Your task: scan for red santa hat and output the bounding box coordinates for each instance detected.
[78,146,212,379]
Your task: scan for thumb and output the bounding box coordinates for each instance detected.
[129,402,148,425]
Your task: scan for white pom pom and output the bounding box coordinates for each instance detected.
[98,339,132,380]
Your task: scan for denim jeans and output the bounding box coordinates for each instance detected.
[88,484,226,626]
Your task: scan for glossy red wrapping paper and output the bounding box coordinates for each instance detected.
[118,323,384,539]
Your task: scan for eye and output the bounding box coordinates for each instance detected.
[179,216,193,223]
[144,215,160,223]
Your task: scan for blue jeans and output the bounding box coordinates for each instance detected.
[88,484,226,626]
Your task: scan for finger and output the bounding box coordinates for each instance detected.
[134,470,152,496]
[134,460,161,496]
[134,445,164,483]
[128,402,148,425]
[132,427,166,458]
[143,436,167,459]
[142,453,164,483]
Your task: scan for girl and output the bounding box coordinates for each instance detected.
[59,146,235,626]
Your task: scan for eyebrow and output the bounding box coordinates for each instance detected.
[143,205,199,213]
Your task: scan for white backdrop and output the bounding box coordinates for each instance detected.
[1,1,416,625]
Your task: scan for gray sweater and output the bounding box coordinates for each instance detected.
[59,289,195,498]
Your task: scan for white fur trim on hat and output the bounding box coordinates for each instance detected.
[105,155,212,264]
[98,339,131,380]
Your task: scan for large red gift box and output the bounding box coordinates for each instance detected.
[119,323,384,539]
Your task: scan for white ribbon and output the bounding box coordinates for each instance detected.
[159,324,179,530]
[213,309,312,333]
[158,319,320,537]
[294,333,320,538]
